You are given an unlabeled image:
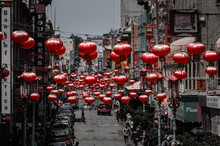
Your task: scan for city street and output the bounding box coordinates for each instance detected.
[73,99,133,146]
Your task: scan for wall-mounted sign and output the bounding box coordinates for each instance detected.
[1,6,12,114]
[35,4,45,67]
[145,23,156,39]
[170,10,198,35]
[98,58,103,73]
[197,80,206,90]
[207,96,220,109]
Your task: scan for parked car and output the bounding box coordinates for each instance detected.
[97,103,111,115]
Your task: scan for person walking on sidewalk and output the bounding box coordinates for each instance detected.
[81,108,85,124]
[123,124,130,145]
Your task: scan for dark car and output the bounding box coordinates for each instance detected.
[97,103,111,115]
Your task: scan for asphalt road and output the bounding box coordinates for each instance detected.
[73,98,131,146]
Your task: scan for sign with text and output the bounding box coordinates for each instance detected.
[34,4,45,67]
[98,58,103,73]
[197,80,206,90]
[1,6,12,114]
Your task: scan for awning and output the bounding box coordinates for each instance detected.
[125,81,141,90]
[169,37,195,57]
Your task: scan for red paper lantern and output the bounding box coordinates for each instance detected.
[145,90,152,95]
[114,75,128,85]
[71,74,77,79]
[157,93,167,100]
[66,92,74,97]
[113,43,132,56]
[0,68,9,78]
[30,93,40,100]
[109,84,116,89]
[11,30,29,43]
[103,97,112,104]
[54,70,59,74]
[121,96,130,103]
[114,94,121,100]
[71,91,78,96]
[173,52,190,64]
[130,88,136,92]
[80,51,97,61]
[84,97,95,104]
[118,90,124,94]
[58,89,65,94]
[110,52,125,62]
[138,95,149,102]
[56,46,66,55]
[0,32,4,40]
[205,66,219,76]
[97,74,103,78]
[129,92,137,98]
[38,86,44,91]
[68,96,78,103]
[22,72,37,82]
[106,91,113,97]
[141,52,158,64]
[174,70,187,80]
[94,92,101,97]
[51,90,59,95]
[99,84,105,89]
[78,84,84,89]
[46,86,53,91]
[187,42,205,55]
[152,44,171,57]
[54,75,67,84]
[84,75,97,85]
[114,70,119,73]
[145,73,158,82]
[47,65,53,70]
[99,94,106,100]
[129,80,135,84]
[78,41,97,54]
[48,94,57,101]
[203,50,220,62]
[45,38,63,52]
[19,37,35,49]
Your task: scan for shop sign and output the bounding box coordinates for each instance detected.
[98,58,103,73]
[35,4,45,67]
[1,6,11,114]
[207,96,220,109]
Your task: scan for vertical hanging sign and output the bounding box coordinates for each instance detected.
[35,4,45,67]
[1,6,12,114]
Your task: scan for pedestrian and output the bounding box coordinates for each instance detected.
[81,108,85,124]
[74,141,79,146]
[116,109,120,122]
[123,124,130,145]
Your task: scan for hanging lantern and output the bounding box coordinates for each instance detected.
[174,70,187,80]
[157,93,167,100]
[80,51,98,61]
[30,93,40,100]
[138,95,149,102]
[113,43,132,56]
[0,32,4,40]
[56,46,66,55]
[187,42,205,55]
[78,41,97,54]
[71,74,77,79]
[141,52,158,64]
[114,70,119,74]
[48,94,57,101]
[103,97,112,104]
[106,91,113,97]
[66,92,74,97]
[145,90,152,95]
[22,72,37,82]
[19,37,35,49]
[71,91,77,96]
[54,74,67,84]
[130,88,136,92]
[94,92,101,97]
[129,80,135,84]
[99,84,105,89]
[109,84,116,89]
[99,94,105,100]
[38,86,44,92]
[84,75,97,85]
[110,52,124,62]
[48,65,53,70]
[203,50,220,62]
[152,44,171,57]
[51,90,59,95]
[54,70,59,74]
[68,96,78,103]
[121,96,130,103]
[129,92,137,98]
[118,90,124,94]
[82,93,90,98]
[114,94,121,100]
[84,97,95,104]
[113,75,128,86]
[173,52,190,64]
[205,66,219,76]
[46,86,53,91]
[58,89,65,94]
[0,68,9,78]
[45,38,63,52]
[169,74,178,81]
[11,30,29,43]
[78,84,84,89]
[145,73,158,82]
[116,38,121,43]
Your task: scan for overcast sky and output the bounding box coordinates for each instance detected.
[48,0,120,38]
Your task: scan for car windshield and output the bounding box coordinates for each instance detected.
[99,104,110,109]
